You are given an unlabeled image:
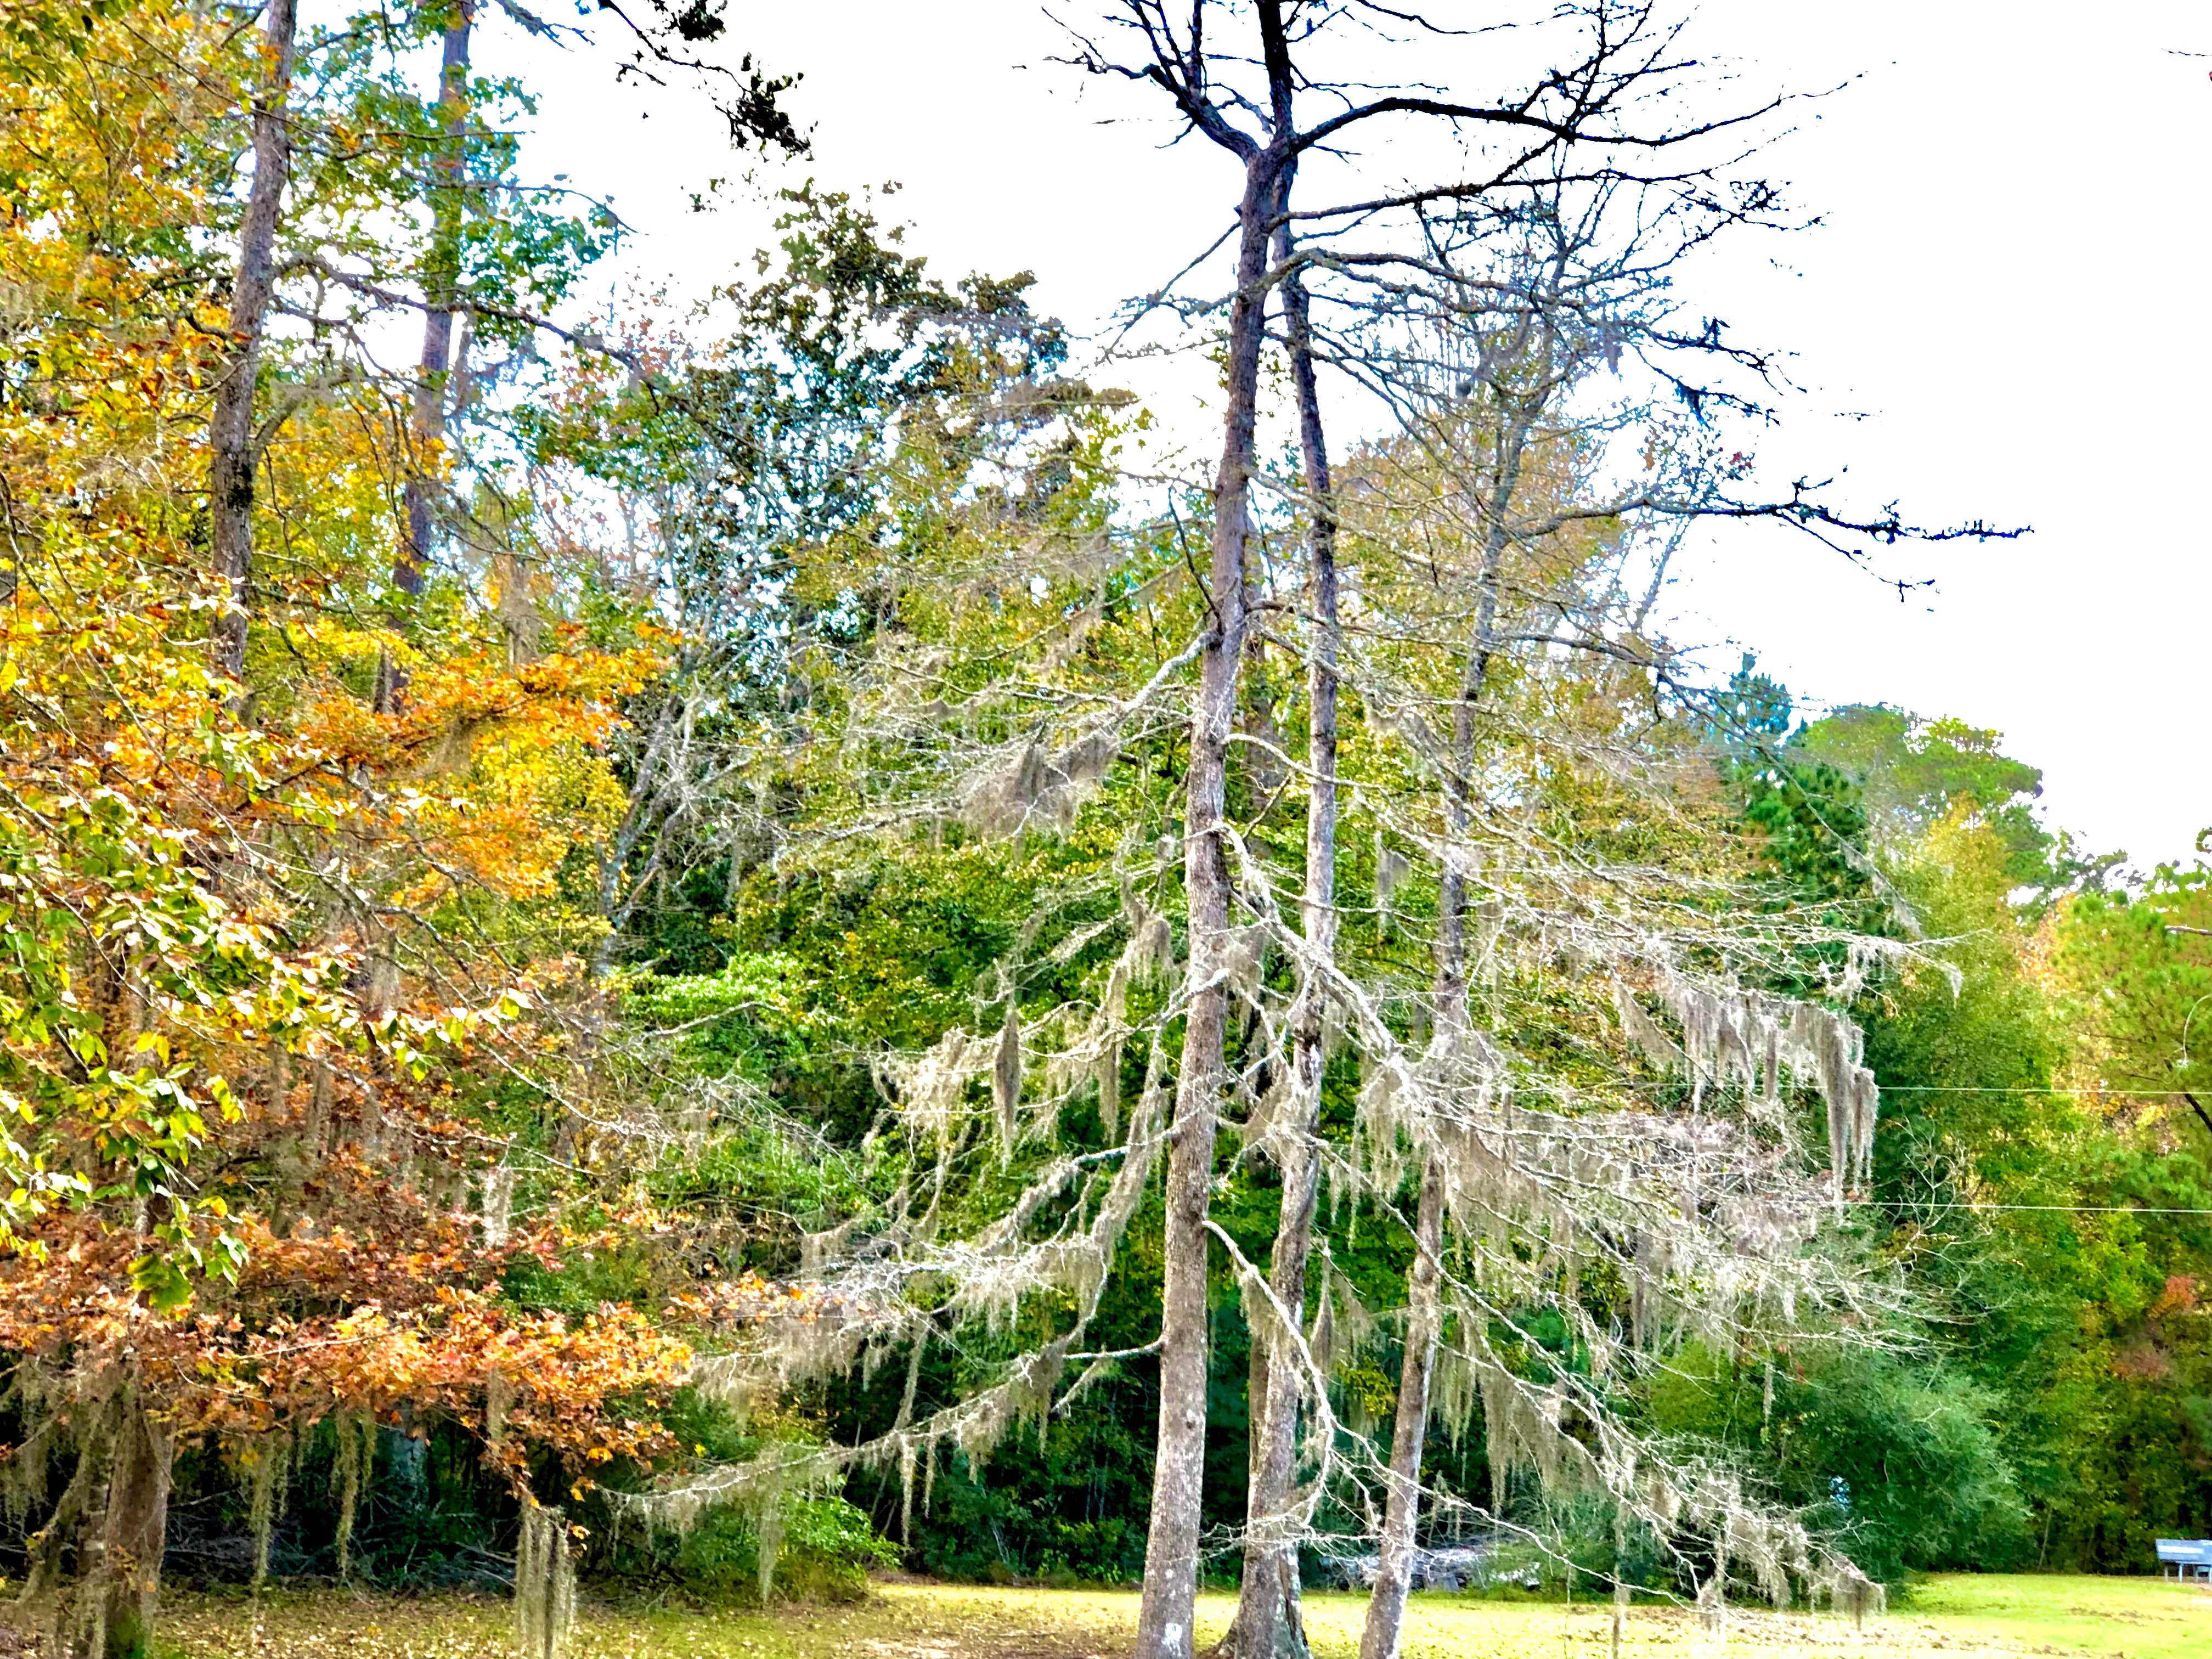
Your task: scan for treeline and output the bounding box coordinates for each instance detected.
[0,5,2207,1659]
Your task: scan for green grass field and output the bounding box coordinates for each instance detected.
[126,1575,2206,1659]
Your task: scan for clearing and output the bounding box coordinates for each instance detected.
[120,1575,2206,1659]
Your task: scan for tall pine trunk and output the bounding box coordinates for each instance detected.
[1222,178,1335,1659]
[1132,129,1283,1659]
[208,0,300,687]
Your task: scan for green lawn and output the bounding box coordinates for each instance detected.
[126,1575,2207,1659]
[1889,1575,2209,1659]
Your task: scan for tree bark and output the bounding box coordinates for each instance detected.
[1133,121,1284,1659]
[207,0,301,689]
[1358,356,1532,1659]
[1445,403,1532,855]
[1221,174,1335,1659]
[93,1390,173,1659]
[379,3,473,713]
[1358,1155,1443,1659]
[23,1440,100,1606]
[396,2,474,595]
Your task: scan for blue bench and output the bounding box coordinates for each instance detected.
[2155,1538,2212,1580]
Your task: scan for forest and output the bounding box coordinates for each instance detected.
[0,3,2207,1659]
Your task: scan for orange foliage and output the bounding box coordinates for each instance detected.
[0,0,704,1501]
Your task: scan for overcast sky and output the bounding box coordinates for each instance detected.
[502,1,2210,871]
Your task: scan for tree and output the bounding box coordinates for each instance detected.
[1224,160,1340,1659]
[2061,860,2212,1115]
[1792,705,2116,909]
[509,13,2007,1656]
[1051,8,2007,1656]
[208,0,299,689]
[4,5,2086,1652]
[392,0,476,688]
[0,4,781,1650]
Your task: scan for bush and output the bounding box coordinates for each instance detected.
[1647,1342,2029,1584]
[665,1495,896,1604]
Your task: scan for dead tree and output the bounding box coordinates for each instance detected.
[372,2,476,715]
[1224,158,1338,1659]
[1058,9,1818,1653]
[588,13,2018,1649]
[1057,23,1291,1654]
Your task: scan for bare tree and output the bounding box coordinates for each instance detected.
[578,14,2013,1654]
[1051,10,2027,1658]
[1056,9,1812,1653]
[1224,160,1339,1659]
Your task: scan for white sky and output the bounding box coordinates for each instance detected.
[498,1,2211,871]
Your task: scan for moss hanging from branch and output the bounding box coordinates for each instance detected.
[992,1001,1023,1160]
[330,1411,376,1582]
[246,1430,290,1590]
[515,1500,575,1659]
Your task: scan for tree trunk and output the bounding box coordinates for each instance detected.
[23,1440,100,1606]
[1358,1156,1443,1659]
[1222,176,1336,1659]
[397,2,474,595]
[1133,129,1282,1659]
[379,3,473,713]
[1460,399,1533,718]
[1358,365,1529,1659]
[207,0,301,688]
[92,1390,173,1659]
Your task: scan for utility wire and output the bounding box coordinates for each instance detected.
[1585,1082,2200,1096]
[1900,1204,2212,1216]
[1878,1086,2198,1095]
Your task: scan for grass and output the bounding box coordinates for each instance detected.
[1890,1575,2209,1659]
[100,1573,2208,1659]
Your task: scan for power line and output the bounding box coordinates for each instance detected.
[1594,1081,2199,1097]
[1903,1203,2212,1216]
[1879,1085,2198,1095]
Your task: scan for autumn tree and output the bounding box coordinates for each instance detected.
[0,3,803,1652]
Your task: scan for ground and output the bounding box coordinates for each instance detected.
[109,1575,2208,1659]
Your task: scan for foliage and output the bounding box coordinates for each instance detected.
[2056,859,2212,1105]
[656,1494,896,1603]
[0,7,841,1652]
[3,4,2209,1652]
[1792,705,2117,906]
[1732,694,2212,1574]
[1649,1344,2029,1584]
